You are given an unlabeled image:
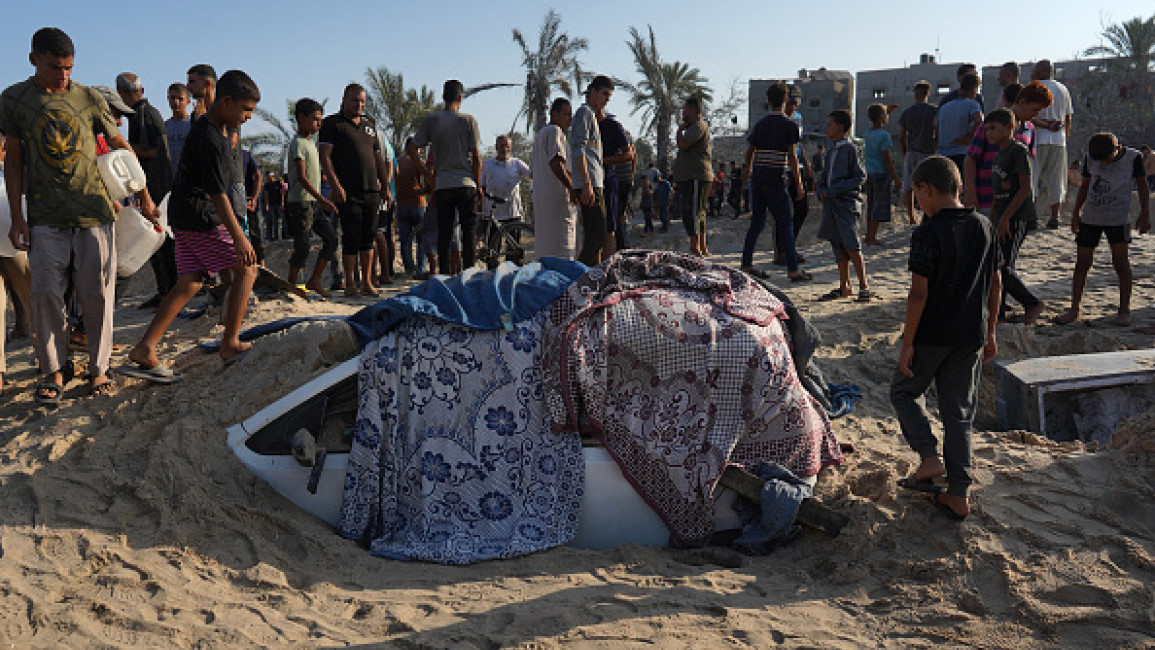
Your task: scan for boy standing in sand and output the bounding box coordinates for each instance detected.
[286,98,337,296]
[816,110,871,302]
[891,155,1001,520]
[1054,132,1150,327]
[863,103,900,246]
[123,70,261,383]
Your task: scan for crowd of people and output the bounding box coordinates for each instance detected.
[3,27,1153,520]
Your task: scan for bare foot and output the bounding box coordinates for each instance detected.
[1053,308,1079,325]
[1022,301,1046,325]
[128,345,161,370]
[219,340,252,363]
[361,285,380,298]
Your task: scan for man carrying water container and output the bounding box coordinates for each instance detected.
[0,27,158,403]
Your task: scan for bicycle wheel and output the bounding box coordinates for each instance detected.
[493,222,537,266]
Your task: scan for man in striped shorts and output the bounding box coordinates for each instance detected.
[123,70,261,382]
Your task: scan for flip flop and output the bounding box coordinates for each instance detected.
[34,381,63,406]
[856,289,878,302]
[932,493,968,521]
[897,475,945,494]
[740,267,770,279]
[818,288,850,301]
[789,270,813,283]
[222,349,250,367]
[118,363,181,385]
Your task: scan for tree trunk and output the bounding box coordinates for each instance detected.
[655,113,672,175]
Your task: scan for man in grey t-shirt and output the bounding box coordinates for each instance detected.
[571,75,613,266]
[408,79,482,272]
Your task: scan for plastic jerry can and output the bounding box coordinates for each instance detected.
[0,178,23,258]
[114,204,165,277]
[97,149,147,202]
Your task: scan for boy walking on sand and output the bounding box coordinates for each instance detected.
[985,109,1045,324]
[1054,132,1150,326]
[817,110,871,302]
[892,155,1001,520]
[123,70,262,382]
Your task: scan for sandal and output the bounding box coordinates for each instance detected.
[789,270,813,283]
[856,289,878,302]
[818,288,850,301]
[34,380,63,405]
[90,378,115,398]
[740,267,770,280]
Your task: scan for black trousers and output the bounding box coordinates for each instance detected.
[435,187,477,270]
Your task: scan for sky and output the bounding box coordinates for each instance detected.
[3,0,1149,154]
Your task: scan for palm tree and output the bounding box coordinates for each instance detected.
[1085,15,1155,71]
[511,10,588,134]
[364,66,437,151]
[623,25,711,173]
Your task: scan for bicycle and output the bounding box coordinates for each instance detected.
[474,193,537,270]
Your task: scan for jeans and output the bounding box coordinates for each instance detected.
[615,180,633,249]
[266,205,285,239]
[396,206,424,273]
[577,187,606,266]
[999,217,1040,314]
[890,343,982,497]
[742,183,797,271]
[435,187,477,270]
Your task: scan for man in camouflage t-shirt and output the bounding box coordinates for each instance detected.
[0,28,158,403]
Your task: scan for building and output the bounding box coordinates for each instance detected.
[854,53,964,139]
[748,68,854,143]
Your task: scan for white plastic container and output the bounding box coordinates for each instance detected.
[97,149,146,202]
[0,178,24,258]
[114,204,165,277]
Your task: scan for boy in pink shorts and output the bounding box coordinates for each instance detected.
[123,70,261,382]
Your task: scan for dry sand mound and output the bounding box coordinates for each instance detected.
[0,221,1151,648]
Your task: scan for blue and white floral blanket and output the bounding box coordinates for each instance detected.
[338,312,584,564]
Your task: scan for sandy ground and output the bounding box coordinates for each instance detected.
[0,200,1152,649]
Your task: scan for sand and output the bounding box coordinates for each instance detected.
[0,204,1152,649]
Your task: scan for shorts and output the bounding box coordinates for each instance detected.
[174,225,238,275]
[1075,223,1130,248]
[866,173,892,223]
[338,191,381,254]
[902,151,931,191]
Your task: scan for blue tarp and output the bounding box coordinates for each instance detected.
[198,259,588,352]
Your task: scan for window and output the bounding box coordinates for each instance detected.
[936,83,950,95]
[872,88,886,99]
[808,97,822,108]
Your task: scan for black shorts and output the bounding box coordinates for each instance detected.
[1075,223,1130,248]
[338,191,381,254]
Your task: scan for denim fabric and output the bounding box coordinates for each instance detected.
[396,206,424,273]
[742,183,797,271]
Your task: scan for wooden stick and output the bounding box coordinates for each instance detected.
[719,465,849,537]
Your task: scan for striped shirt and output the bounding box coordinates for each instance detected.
[746,113,799,187]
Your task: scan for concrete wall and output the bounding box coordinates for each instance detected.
[749,72,853,143]
[855,62,961,139]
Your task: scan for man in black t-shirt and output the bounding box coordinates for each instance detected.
[263,172,285,240]
[118,72,178,309]
[318,83,392,298]
[891,155,1000,521]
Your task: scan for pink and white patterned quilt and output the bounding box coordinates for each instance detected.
[542,251,843,546]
